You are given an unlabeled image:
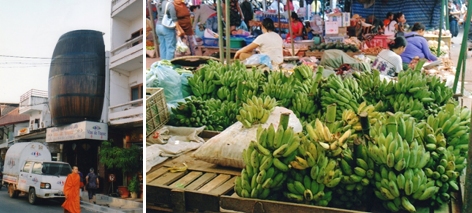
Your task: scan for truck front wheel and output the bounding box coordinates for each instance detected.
[28,188,38,204]
[8,184,19,198]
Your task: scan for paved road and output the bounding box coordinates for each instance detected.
[0,187,94,213]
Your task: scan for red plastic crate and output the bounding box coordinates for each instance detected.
[365,35,392,49]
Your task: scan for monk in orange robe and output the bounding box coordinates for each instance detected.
[62,166,81,213]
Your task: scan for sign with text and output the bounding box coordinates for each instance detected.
[46,121,108,142]
[325,21,339,34]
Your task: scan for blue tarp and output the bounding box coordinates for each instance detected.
[351,0,441,29]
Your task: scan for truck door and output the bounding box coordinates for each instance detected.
[18,161,33,192]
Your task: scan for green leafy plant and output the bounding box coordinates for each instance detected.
[99,140,142,174]
[127,176,139,192]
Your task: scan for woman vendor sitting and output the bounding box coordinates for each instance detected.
[400,23,438,69]
[234,18,283,66]
[286,12,304,41]
[371,36,407,77]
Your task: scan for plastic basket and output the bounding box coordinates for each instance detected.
[146,87,169,137]
[244,36,255,45]
[202,37,219,47]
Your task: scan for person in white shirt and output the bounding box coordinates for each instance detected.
[372,36,407,77]
[269,0,285,12]
[234,18,284,65]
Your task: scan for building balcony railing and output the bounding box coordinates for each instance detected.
[108,99,143,125]
[109,34,143,71]
[111,0,138,19]
[19,89,48,115]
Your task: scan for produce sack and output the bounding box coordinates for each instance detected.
[320,49,371,72]
[146,126,205,172]
[192,107,303,168]
[147,61,184,102]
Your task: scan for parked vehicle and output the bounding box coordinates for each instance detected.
[2,142,71,204]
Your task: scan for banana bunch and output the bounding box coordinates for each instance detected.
[187,73,217,99]
[437,102,470,154]
[373,166,437,212]
[389,94,426,119]
[368,113,430,171]
[342,77,364,102]
[291,93,318,122]
[352,70,388,106]
[284,145,340,206]
[329,144,374,209]
[216,86,234,101]
[306,119,351,157]
[236,118,303,199]
[262,72,295,107]
[425,74,454,106]
[422,147,460,207]
[320,75,361,120]
[236,96,277,128]
[394,70,432,99]
[170,97,238,131]
[293,64,314,82]
[341,102,382,132]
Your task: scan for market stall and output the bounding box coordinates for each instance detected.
[146,57,470,212]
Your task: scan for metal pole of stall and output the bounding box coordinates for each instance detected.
[225,0,231,65]
[278,0,281,36]
[437,0,445,58]
[147,0,160,58]
[288,2,294,56]
[216,0,224,62]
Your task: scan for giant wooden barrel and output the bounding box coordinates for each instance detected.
[48,30,105,126]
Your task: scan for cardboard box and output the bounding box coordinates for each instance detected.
[338,27,347,35]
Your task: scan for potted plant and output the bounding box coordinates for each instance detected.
[128,176,139,199]
[99,140,142,198]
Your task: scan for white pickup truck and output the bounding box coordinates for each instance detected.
[2,142,72,204]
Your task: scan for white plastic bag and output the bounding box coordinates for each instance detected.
[192,107,303,168]
[176,37,189,53]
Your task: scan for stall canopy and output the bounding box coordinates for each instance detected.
[351,0,441,29]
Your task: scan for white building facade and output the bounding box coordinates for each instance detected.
[107,0,144,187]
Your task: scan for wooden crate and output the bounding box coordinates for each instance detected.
[146,153,241,212]
[146,87,169,137]
[146,151,462,213]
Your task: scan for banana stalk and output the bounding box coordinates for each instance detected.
[326,104,337,130]
[280,113,290,131]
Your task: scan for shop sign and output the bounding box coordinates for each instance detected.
[46,121,108,142]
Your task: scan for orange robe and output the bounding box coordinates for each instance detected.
[62,173,81,213]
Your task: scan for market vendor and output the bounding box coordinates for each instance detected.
[371,36,407,77]
[400,23,438,69]
[234,18,283,65]
[190,4,217,33]
[285,12,304,41]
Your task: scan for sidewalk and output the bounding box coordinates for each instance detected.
[80,193,143,213]
[449,27,472,107]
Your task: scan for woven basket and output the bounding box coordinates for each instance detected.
[146,88,169,137]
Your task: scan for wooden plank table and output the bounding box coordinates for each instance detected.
[146,150,462,213]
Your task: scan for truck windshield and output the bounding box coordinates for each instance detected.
[41,163,72,176]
